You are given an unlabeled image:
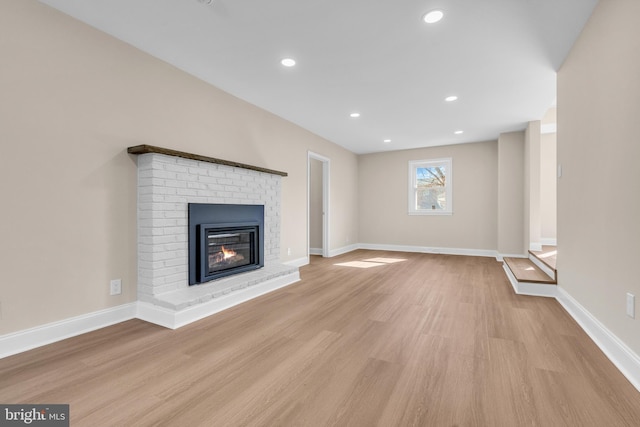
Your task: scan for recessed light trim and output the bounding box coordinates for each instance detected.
[454,130,464,135]
[350,112,361,118]
[383,139,392,143]
[281,58,296,67]
[423,10,444,24]
[445,95,458,102]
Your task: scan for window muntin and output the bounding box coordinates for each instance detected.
[408,158,452,215]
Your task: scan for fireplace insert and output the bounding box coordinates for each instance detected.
[189,204,264,285]
[197,223,259,282]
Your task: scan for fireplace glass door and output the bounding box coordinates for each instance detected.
[206,229,254,274]
[197,223,260,283]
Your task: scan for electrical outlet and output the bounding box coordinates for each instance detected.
[627,293,635,318]
[110,279,122,296]
[287,248,291,256]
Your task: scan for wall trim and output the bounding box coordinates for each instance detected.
[540,238,557,246]
[556,286,640,393]
[502,263,557,298]
[541,123,557,134]
[308,248,323,256]
[0,303,137,359]
[358,243,497,258]
[136,270,301,329]
[496,253,527,262]
[284,256,310,268]
[328,243,360,257]
[529,242,543,251]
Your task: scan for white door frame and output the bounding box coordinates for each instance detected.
[307,151,330,258]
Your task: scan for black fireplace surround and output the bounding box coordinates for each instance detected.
[188,203,264,285]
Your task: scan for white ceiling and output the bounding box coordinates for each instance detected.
[39,0,597,154]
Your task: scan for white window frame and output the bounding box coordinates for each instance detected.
[408,158,453,215]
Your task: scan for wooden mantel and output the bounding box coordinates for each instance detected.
[127,144,288,177]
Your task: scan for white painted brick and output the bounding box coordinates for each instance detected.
[176,188,199,197]
[164,164,189,173]
[207,169,226,178]
[164,258,187,268]
[188,167,209,176]
[154,283,179,295]
[164,180,187,189]
[197,175,218,184]
[187,182,207,190]
[217,178,233,186]
[165,272,187,284]
[187,196,210,204]
[136,153,285,307]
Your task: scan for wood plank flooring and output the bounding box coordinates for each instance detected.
[1,250,639,426]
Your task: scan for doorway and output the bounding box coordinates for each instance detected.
[308,152,330,258]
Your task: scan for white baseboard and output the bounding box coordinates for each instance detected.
[540,238,557,246]
[284,256,309,268]
[137,270,301,329]
[529,242,543,251]
[502,263,557,298]
[556,286,640,393]
[328,243,360,257]
[0,272,301,358]
[0,303,137,359]
[359,243,497,258]
[497,253,527,261]
[308,248,323,256]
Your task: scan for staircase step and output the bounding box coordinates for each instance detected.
[528,246,557,280]
[503,257,556,284]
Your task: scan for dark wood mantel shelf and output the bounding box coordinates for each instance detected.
[127,144,288,177]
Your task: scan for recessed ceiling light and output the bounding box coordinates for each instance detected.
[423,10,444,24]
[445,95,458,102]
[383,139,392,143]
[454,130,464,135]
[350,112,361,118]
[281,58,296,67]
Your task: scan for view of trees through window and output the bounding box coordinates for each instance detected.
[409,158,451,215]
[416,166,447,210]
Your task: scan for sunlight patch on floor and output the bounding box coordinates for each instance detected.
[539,250,557,259]
[364,257,406,264]
[334,261,386,269]
[334,257,407,269]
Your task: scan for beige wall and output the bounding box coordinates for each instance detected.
[558,0,640,354]
[497,131,525,256]
[358,141,498,251]
[540,132,557,241]
[0,1,358,334]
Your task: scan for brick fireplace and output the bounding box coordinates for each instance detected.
[129,145,299,328]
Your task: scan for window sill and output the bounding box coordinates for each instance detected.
[408,211,453,216]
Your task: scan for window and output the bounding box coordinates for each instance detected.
[408,158,452,215]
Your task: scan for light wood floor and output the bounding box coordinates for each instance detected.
[1,250,639,426]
